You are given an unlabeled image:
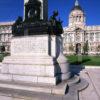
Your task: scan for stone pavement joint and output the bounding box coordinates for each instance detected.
[79,68,100,100]
[86,69,100,99]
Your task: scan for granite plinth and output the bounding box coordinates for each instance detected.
[1,35,71,85]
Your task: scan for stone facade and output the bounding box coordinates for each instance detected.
[0,22,14,53]
[63,0,100,55]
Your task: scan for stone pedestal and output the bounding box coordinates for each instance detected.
[1,35,70,86]
[0,35,89,95]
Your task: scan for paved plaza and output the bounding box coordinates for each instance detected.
[79,67,100,100]
[0,66,99,100]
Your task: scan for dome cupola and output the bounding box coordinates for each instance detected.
[68,0,85,28]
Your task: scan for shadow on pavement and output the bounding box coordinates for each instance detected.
[69,64,85,76]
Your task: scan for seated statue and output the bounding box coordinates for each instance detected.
[25,0,41,22]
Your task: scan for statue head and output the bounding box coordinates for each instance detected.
[53,10,58,17]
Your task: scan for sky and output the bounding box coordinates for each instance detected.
[0,0,100,27]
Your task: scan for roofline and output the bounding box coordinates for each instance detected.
[0,21,15,26]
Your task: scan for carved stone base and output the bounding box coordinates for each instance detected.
[1,35,71,85]
[0,35,88,96]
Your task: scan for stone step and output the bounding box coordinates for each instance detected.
[3,56,56,65]
[0,73,58,85]
[0,80,68,95]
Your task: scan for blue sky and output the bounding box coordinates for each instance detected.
[0,0,100,26]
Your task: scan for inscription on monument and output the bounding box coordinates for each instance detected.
[11,36,49,56]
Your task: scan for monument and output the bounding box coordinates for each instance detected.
[0,0,88,98]
[24,0,48,21]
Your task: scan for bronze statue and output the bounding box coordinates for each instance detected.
[12,3,63,36]
[25,0,41,22]
[49,10,63,35]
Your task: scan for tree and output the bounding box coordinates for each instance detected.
[83,40,89,55]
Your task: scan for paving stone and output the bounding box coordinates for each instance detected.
[86,69,100,98]
[79,69,100,100]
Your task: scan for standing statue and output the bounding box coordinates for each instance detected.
[49,10,63,35]
[25,0,41,22]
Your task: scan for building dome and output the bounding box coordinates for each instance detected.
[71,0,83,11]
[72,6,82,11]
[68,0,85,28]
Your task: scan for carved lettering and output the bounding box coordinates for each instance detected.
[11,36,48,56]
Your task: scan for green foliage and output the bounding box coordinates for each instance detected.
[66,55,100,66]
[83,40,89,55]
[0,53,10,62]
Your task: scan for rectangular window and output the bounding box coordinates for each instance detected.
[95,32,100,42]
[90,33,94,42]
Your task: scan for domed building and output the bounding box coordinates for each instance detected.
[0,22,14,53]
[69,0,85,28]
[63,0,100,55]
